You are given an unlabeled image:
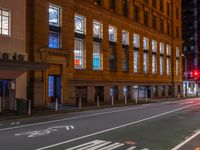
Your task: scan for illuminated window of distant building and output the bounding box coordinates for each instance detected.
[49,4,61,48]
[160,57,163,75]
[93,21,103,39]
[133,33,140,48]
[159,42,164,54]
[93,42,102,70]
[134,51,139,73]
[176,59,179,76]
[166,44,171,76]
[166,44,171,56]
[143,53,148,73]
[152,39,157,74]
[122,30,129,45]
[152,54,156,74]
[109,25,117,42]
[74,14,86,34]
[176,47,179,58]
[0,9,10,36]
[143,37,149,50]
[74,38,85,69]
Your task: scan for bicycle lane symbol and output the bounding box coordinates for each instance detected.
[14,125,74,138]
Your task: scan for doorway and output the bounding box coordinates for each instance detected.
[48,75,61,103]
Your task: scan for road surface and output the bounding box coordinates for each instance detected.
[0,98,200,150]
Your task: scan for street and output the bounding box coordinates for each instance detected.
[0,98,200,150]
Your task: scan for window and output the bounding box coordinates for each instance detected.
[133,34,140,48]
[143,53,148,73]
[159,42,164,54]
[152,0,156,8]
[152,40,157,52]
[152,54,156,74]
[160,57,163,75]
[93,21,103,39]
[49,4,61,48]
[166,58,170,75]
[49,5,60,26]
[176,59,179,76]
[109,26,117,42]
[166,44,171,56]
[94,0,102,6]
[144,10,148,25]
[93,42,102,70]
[122,47,129,71]
[134,51,139,73]
[122,30,129,45]
[123,0,128,17]
[160,0,163,12]
[110,0,115,11]
[109,46,116,71]
[49,31,60,49]
[167,2,170,16]
[74,38,85,69]
[74,14,86,34]
[110,86,118,100]
[152,15,156,29]
[160,19,164,32]
[176,47,179,58]
[134,5,139,21]
[143,37,149,50]
[0,9,10,35]
[167,22,170,35]
[48,76,54,97]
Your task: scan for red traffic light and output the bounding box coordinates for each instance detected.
[193,70,199,80]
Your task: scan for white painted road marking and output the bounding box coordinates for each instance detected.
[0,104,156,132]
[65,140,147,150]
[11,122,20,125]
[36,104,199,150]
[171,129,200,150]
[15,125,74,138]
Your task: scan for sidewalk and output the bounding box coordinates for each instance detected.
[0,97,195,121]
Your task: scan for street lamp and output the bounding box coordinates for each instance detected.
[182,54,187,97]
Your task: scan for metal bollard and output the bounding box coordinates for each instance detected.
[28,99,31,116]
[178,93,180,99]
[97,96,100,107]
[79,96,82,109]
[55,98,58,112]
[135,97,138,104]
[0,97,2,112]
[145,95,148,103]
[125,94,127,105]
[111,95,114,106]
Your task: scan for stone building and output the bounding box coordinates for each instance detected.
[0,0,47,111]
[27,0,182,107]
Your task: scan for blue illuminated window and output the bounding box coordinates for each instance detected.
[48,76,54,97]
[49,5,60,26]
[49,31,60,49]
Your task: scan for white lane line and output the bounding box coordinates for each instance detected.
[36,104,198,150]
[171,130,200,150]
[0,105,154,132]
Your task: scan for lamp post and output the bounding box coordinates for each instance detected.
[182,54,187,97]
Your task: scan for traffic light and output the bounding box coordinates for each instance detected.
[193,70,199,80]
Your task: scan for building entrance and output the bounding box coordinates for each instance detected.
[0,80,15,111]
[48,75,61,103]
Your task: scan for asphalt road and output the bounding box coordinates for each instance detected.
[0,98,200,150]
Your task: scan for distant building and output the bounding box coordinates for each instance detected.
[0,0,47,112]
[26,0,182,107]
[182,0,200,96]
